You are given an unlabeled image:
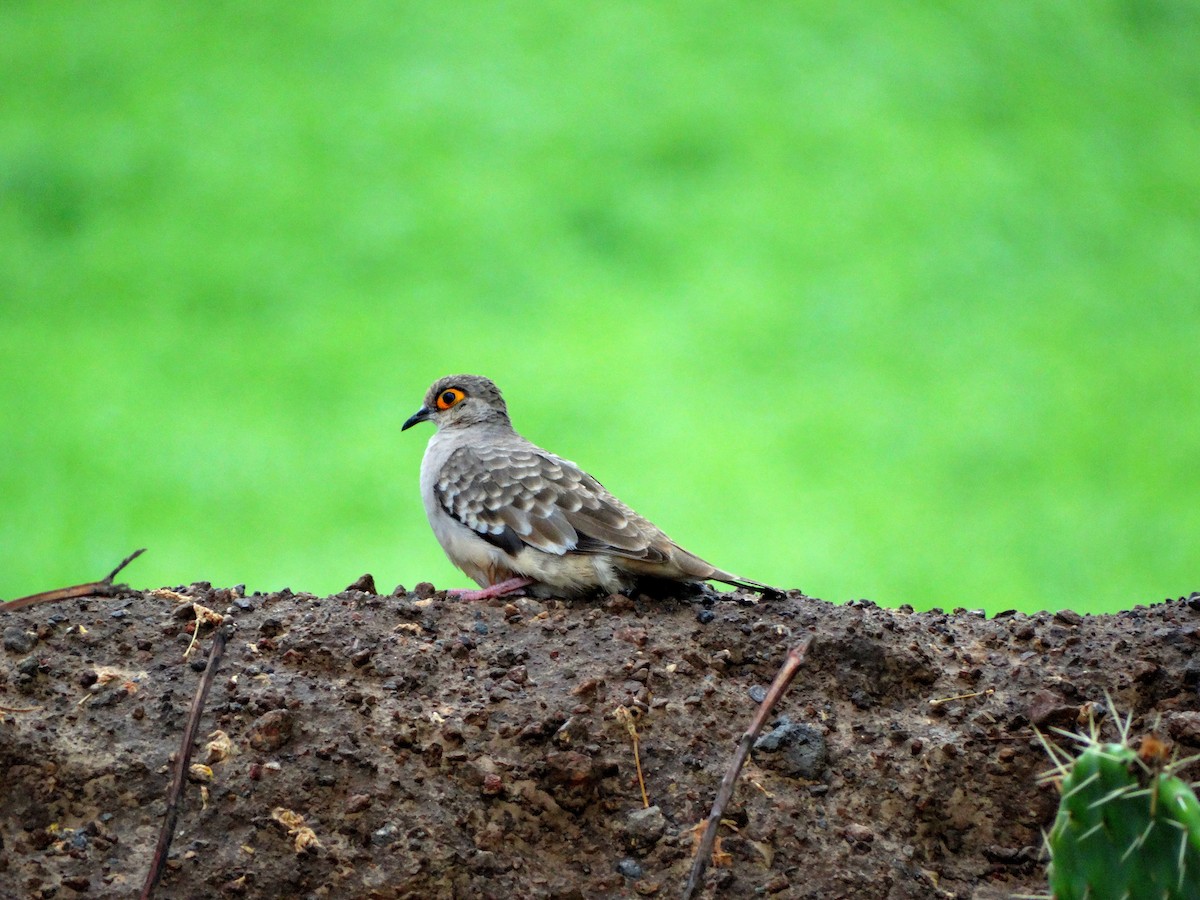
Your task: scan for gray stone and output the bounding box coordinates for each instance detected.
[624,805,666,852]
[754,722,828,780]
[3,626,36,654]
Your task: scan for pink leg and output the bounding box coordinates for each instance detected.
[447,576,535,601]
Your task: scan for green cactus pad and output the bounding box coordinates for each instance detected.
[1046,741,1200,900]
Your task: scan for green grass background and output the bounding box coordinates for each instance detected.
[2,2,1197,614]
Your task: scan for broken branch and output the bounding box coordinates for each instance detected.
[140,618,231,900]
[1,548,147,613]
[682,634,813,900]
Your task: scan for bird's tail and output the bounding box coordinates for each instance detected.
[709,569,781,594]
[658,543,782,595]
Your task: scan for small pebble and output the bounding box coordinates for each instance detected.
[246,709,294,752]
[748,685,768,704]
[3,626,36,654]
[617,858,644,879]
[345,573,377,594]
[553,717,590,748]
[761,873,790,894]
[754,721,828,779]
[843,823,875,843]
[371,822,400,846]
[624,805,666,851]
[696,609,716,625]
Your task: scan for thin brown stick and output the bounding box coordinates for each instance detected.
[0,704,42,713]
[615,706,651,808]
[682,634,814,900]
[140,620,230,900]
[631,730,649,808]
[1,548,147,613]
[102,548,148,584]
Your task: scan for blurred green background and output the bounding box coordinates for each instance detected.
[2,3,1197,614]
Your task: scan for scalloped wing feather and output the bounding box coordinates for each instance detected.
[435,445,667,562]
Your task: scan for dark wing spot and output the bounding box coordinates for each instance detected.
[478,526,524,556]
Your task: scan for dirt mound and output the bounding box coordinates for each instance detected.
[2,582,1199,898]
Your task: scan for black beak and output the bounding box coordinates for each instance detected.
[402,407,432,431]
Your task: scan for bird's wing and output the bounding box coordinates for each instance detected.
[434,445,668,562]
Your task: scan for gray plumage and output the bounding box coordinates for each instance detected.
[403,374,772,598]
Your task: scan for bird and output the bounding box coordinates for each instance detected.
[402,374,776,600]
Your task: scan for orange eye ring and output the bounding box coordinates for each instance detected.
[436,388,465,410]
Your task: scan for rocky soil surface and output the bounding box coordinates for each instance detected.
[3,579,1200,899]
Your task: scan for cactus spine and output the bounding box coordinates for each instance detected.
[1037,710,1200,900]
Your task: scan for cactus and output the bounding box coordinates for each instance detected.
[1037,710,1200,900]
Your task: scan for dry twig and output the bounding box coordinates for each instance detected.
[929,688,994,706]
[682,634,814,900]
[140,619,231,900]
[1,549,146,613]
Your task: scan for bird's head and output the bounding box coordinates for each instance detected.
[403,374,511,432]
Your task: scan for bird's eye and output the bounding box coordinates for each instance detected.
[437,388,465,410]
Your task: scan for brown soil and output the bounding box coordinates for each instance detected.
[2,581,1199,899]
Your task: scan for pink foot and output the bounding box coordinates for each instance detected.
[447,576,535,601]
